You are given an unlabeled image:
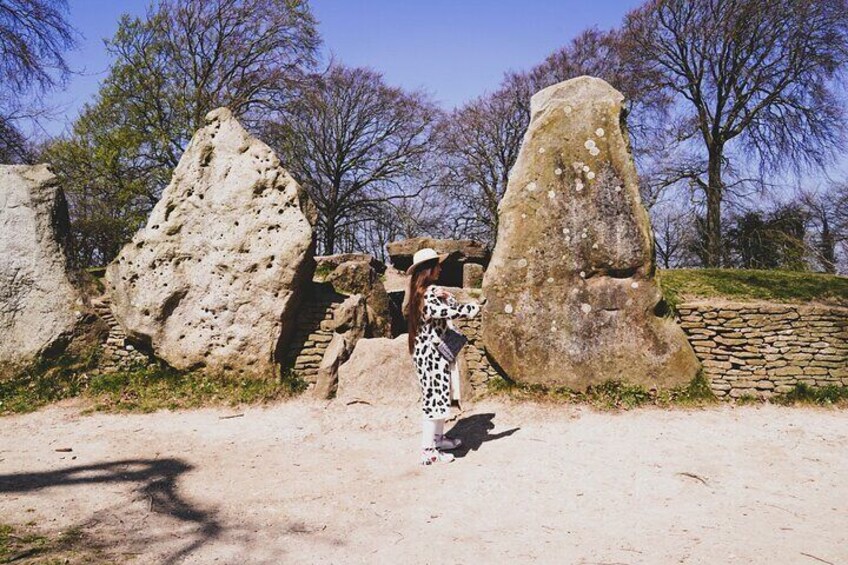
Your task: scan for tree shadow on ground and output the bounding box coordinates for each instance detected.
[446,413,520,458]
[0,458,220,565]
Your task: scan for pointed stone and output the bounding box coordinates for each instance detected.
[106,108,315,377]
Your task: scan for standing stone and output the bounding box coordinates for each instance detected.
[0,165,85,364]
[482,77,699,391]
[106,108,315,377]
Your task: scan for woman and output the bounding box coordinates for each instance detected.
[404,248,482,465]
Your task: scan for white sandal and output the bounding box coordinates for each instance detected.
[421,447,455,465]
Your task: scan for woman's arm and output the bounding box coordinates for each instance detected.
[423,287,480,320]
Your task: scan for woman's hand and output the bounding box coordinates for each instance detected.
[434,286,452,299]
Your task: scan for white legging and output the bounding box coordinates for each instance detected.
[421,418,445,448]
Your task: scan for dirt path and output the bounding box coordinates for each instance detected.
[2,399,847,564]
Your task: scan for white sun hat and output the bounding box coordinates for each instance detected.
[406,247,452,274]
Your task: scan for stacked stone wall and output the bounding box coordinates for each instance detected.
[677,301,848,399]
[91,296,151,372]
[454,315,501,391]
[283,282,345,382]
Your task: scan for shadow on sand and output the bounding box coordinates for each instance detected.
[446,412,520,458]
[0,458,220,565]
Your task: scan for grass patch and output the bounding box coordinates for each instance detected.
[0,522,105,564]
[485,371,717,410]
[774,383,848,407]
[1,355,308,416]
[0,349,100,414]
[313,263,335,281]
[84,365,307,413]
[658,268,848,309]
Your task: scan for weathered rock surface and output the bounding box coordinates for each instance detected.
[0,165,87,363]
[325,260,391,338]
[387,237,489,271]
[336,335,419,406]
[313,333,350,399]
[482,77,699,390]
[315,253,386,274]
[106,108,315,377]
[314,294,368,399]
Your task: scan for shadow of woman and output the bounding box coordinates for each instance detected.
[445,413,519,458]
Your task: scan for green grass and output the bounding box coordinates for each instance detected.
[774,383,848,407]
[0,349,101,414]
[83,365,306,413]
[485,371,717,410]
[1,353,308,416]
[658,268,848,309]
[313,263,335,281]
[0,522,103,564]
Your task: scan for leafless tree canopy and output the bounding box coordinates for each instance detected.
[620,0,848,266]
[0,0,77,162]
[440,77,529,244]
[797,183,848,273]
[265,64,443,255]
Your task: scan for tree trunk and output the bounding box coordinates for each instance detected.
[705,145,724,268]
[323,226,335,255]
[820,217,836,273]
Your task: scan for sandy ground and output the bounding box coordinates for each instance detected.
[1,398,847,565]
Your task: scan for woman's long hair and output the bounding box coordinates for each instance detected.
[405,260,440,354]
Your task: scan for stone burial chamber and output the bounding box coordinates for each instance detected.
[387,237,490,289]
[482,76,700,391]
[0,164,101,365]
[106,108,316,378]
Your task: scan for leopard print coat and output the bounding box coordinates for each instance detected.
[412,286,480,420]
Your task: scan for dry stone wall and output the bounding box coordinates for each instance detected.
[283,282,346,382]
[677,301,848,399]
[90,296,151,372]
[454,314,501,390]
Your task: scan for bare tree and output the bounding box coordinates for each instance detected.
[652,202,701,268]
[265,64,443,255]
[620,0,848,267]
[440,74,529,244]
[797,184,848,273]
[0,0,77,162]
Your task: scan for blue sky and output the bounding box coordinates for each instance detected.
[40,0,644,136]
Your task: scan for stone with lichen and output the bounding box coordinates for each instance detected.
[482,76,700,391]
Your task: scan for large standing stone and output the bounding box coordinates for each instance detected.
[0,165,87,364]
[106,108,315,377]
[482,77,699,390]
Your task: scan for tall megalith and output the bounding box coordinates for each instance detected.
[482,77,699,390]
[0,165,85,363]
[106,108,315,377]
